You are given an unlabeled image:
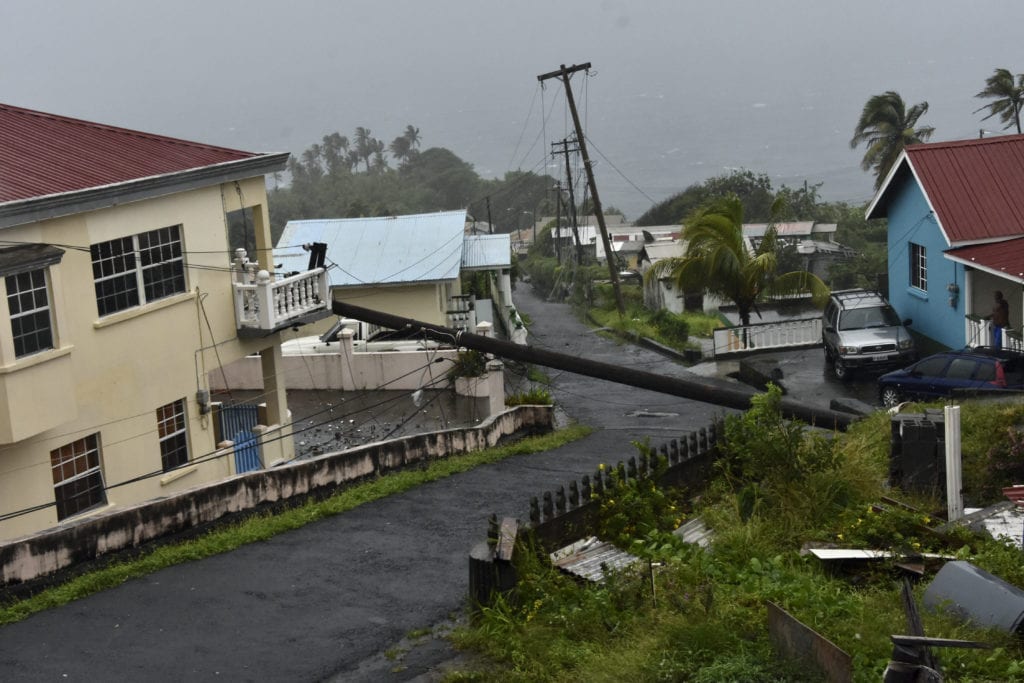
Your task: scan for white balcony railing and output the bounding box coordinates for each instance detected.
[712,317,823,358]
[233,251,330,333]
[965,314,1024,351]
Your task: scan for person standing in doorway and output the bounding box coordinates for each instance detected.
[988,290,1010,348]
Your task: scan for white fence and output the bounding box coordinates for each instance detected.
[234,267,330,332]
[965,315,1024,351]
[712,317,822,358]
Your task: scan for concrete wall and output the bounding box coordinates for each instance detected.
[210,336,460,391]
[0,405,553,591]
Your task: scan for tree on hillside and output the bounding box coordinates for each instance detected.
[975,68,1024,134]
[645,195,829,326]
[354,127,379,173]
[635,170,777,226]
[321,133,351,174]
[850,91,934,190]
[389,135,412,164]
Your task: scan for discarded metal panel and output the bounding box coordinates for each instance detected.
[766,601,852,683]
[806,548,951,562]
[673,517,712,547]
[550,537,640,583]
[924,561,1024,634]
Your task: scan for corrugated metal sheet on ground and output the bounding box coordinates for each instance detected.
[550,537,640,583]
[674,517,712,547]
[274,211,467,287]
[462,234,511,270]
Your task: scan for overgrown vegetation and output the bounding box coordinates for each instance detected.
[506,388,553,407]
[451,392,1024,681]
[448,350,488,379]
[585,282,719,353]
[0,425,593,627]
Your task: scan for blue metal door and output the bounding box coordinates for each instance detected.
[233,429,262,473]
[219,405,261,473]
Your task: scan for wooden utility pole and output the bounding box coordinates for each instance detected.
[552,181,563,264]
[538,62,625,316]
[552,138,583,264]
[331,299,855,430]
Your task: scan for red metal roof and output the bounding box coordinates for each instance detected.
[945,237,1024,282]
[905,135,1024,244]
[0,103,260,203]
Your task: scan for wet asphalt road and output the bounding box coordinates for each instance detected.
[0,286,879,682]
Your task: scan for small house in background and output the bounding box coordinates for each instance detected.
[639,240,722,314]
[276,211,524,342]
[276,211,466,331]
[867,134,1024,350]
[742,221,853,280]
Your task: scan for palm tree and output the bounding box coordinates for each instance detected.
[389,135,411,164]
[975,68,1024,134]
[354,127,374,172]
[850,91,934,190]
[645,196,829,326]
[403,125,421,149]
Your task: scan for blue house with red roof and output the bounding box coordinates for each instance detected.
[867,134,1024,351]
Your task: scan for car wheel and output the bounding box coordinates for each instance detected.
[880,386,902,408]
[833,359,851,381]
[824,346,833,364]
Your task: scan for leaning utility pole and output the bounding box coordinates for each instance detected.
[552,138,583,265]
[331,299,855,431]
[538,62,625,316]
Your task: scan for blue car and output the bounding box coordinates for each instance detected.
[877,347,1024,407]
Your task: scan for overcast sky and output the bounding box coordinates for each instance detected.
[4,1,1024,218]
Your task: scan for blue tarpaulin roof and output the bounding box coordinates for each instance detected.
[274,210,467,287]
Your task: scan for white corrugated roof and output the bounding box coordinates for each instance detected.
[462,234,511,270]
[274,210,467,287]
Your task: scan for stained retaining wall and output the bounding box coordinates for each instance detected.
[0,405,553,594]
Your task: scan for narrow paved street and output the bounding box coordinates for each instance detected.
[0,286,730,682]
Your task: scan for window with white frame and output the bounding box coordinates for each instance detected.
[91,225,186,316]
[910,242,927,291]
[6,269,53,358]
[50,433,106,520]
[157,398,189,471]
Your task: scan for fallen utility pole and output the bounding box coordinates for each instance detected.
[332,300,855,431]
[538,63,626,317]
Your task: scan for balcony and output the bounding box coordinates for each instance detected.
[0,347,76,444]
[232,251,331,337]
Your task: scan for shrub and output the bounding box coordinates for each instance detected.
[506,388,552,406]
[447,350,487,379]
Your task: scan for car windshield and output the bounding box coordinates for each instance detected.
[839,305,901,331]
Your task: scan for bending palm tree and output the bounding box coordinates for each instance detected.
[850,91,934,190]
[645,196,829,326]
[975,68,1024,134]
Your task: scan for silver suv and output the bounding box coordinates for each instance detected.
[822,289,916,380]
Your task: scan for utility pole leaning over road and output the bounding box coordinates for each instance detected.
[538,62,626,316]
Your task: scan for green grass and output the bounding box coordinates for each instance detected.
[0,424,593,626]
[588,306,720,353]
[449,396,1024,682]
